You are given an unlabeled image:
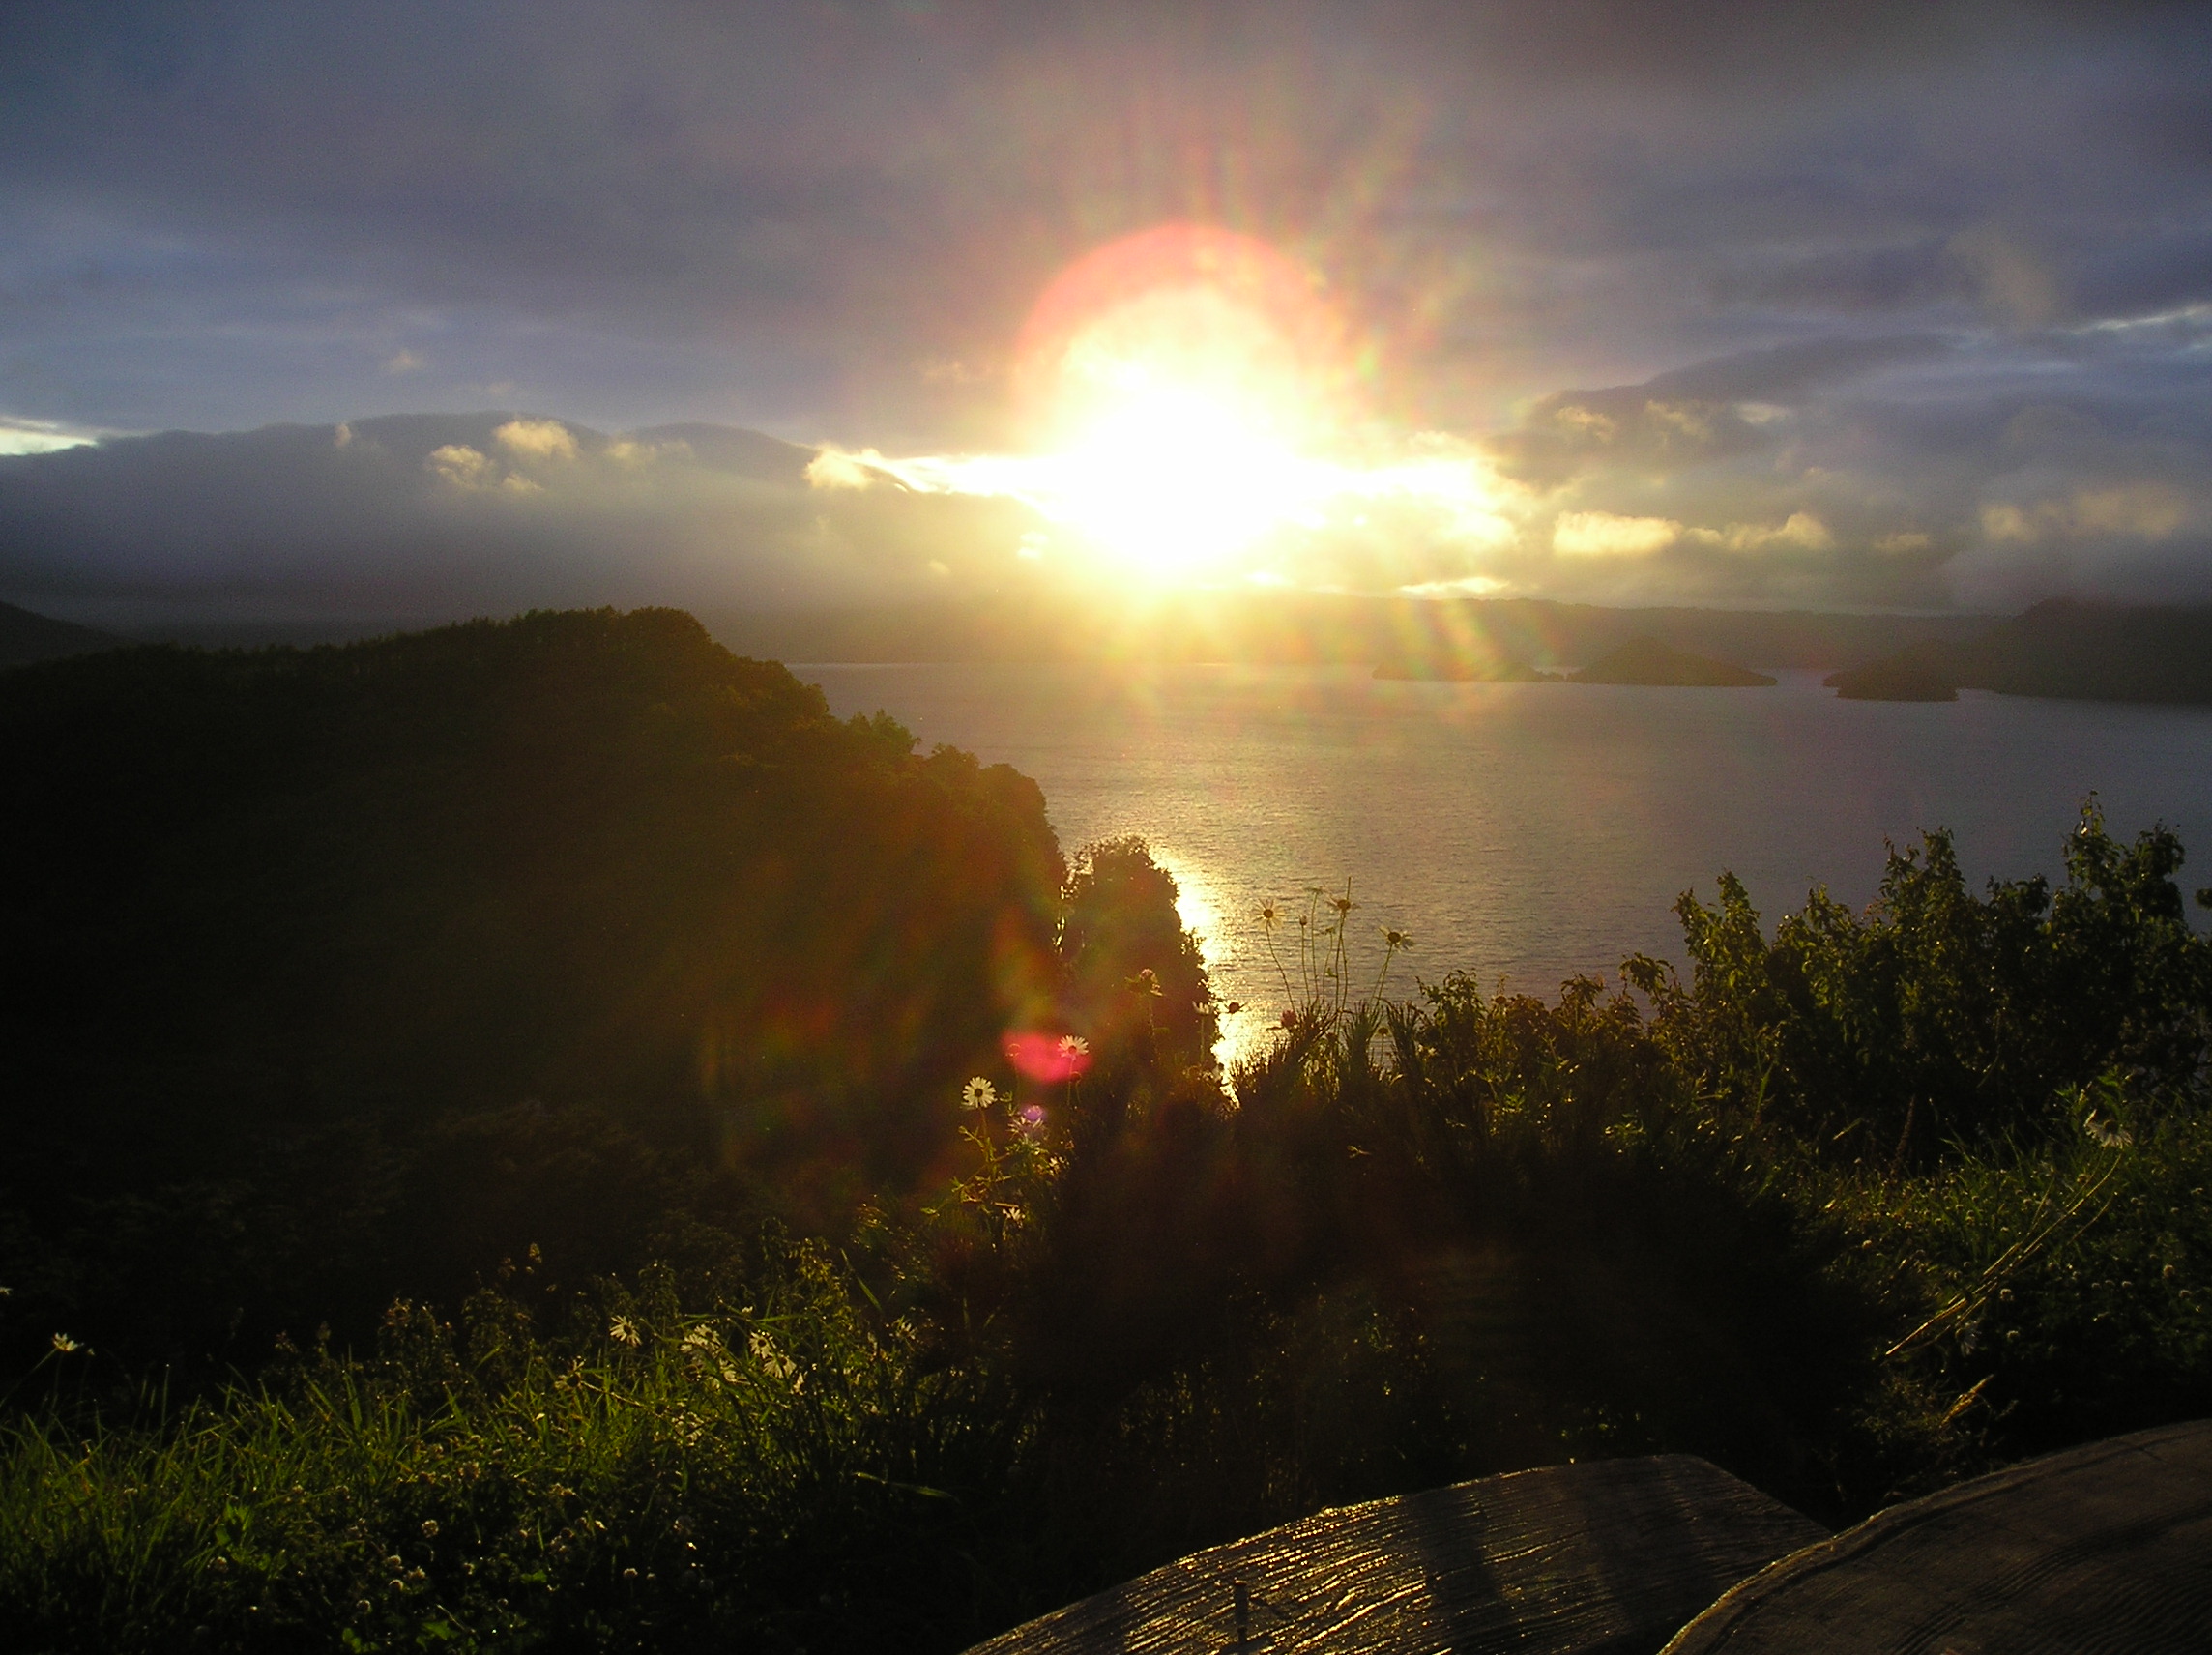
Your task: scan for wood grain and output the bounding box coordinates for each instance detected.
[1664,1419,2212,1654]
[964,1455,1828,1655]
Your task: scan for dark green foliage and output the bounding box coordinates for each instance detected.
[1057,835,1217,1067]
[2,607,1062,1129]
[1625,804,2212,1167]
[1854,1116,2212,1472]
[5,618,2212,1653]
[0,610,1063,1372]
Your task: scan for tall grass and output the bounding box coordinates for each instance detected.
[1,1244,1037,1653]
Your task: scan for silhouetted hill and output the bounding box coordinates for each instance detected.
[0,599,121,667]
[1,607,1062,1139]
[0,609,1067,1359]
[1567,636,1776,686]
[1826,601,2212,703]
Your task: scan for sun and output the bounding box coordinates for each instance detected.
[820,225,1517,589]
[1011,225,1354,579]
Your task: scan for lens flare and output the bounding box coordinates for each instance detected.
[1010,223,1352,575]
[815,222,1520,589]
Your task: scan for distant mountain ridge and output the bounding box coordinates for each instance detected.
[0,591,1991,677]
[15,589,2204,711]
[1568,636,1776,686]
[711,595,1985,672]
[0,414,832,628]
[0,599,122,668]
[1826,600,2212,704]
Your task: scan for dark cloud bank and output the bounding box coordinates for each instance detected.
[3,1,2210,619]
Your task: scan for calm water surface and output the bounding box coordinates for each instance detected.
[804,664,2212,1062]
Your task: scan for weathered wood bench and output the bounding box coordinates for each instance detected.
[970,1420,2212,1654]
[1664,1419,2212,1654]
[961,1455,1829,1655]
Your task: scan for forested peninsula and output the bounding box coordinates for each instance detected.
[4,608,2211,1654]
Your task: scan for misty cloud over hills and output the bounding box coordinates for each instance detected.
[0,414,1044,626]
[1482,328,2212,612]
[8,356,2211,625]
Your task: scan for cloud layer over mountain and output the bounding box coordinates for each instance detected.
[0,414,1056,624]
[3,2,2210,615]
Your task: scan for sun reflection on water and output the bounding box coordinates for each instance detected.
[1130,842,1255,1071]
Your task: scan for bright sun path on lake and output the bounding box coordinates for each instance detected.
[807,223,1515,584]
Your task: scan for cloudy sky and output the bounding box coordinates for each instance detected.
[4,0,2211,623]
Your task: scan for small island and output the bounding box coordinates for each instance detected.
[1825,649,1959,701]
[1566,635,1776,686]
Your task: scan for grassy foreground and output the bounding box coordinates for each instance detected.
[4,804,2210,1652]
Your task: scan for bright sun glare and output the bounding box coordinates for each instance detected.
[1043,376,1317,576]
[818,222,1513,586]
[1019,237,1347,576]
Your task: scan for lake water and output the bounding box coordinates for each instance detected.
[803,664,2212,1063]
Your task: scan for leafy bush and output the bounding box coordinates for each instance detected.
[1626,803,2212,1167]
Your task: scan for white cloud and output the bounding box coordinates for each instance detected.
[1688,511,1836,553]
[804,446,888,490]
[1981,483,2190,543]
[1398,574,1512,596]
[0,415,103,456]
[1644,400,1714,442]
[603,437,688,466]
[383,348,426,374]
[494,419,579,462]
[1554,510,1681,557]
[425,444,493,488]
[1551,404,1618,442]
[2079,302,2212,336]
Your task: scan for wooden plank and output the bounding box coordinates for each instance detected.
[1663,1419,2212,1654]
[965,1456,1828,1655]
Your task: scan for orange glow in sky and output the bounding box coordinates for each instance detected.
[806,223,1520,587]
